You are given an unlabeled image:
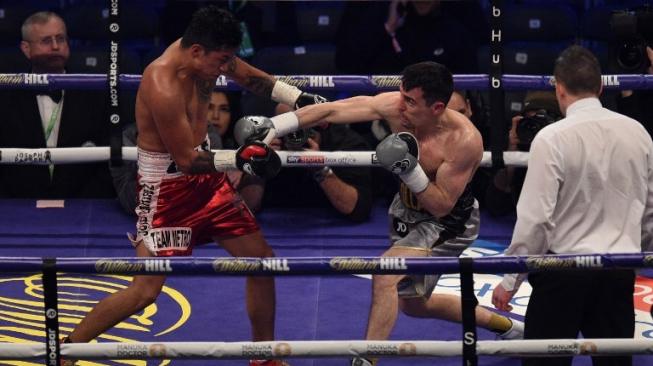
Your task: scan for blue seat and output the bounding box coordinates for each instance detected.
[295,1,345,43]
[67,46,142,74]
[503,42,571,74]
[63,3,158,49]
[476,42,570,75]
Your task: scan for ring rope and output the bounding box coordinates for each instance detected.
[1,73,652,92]
[2,339,652,360]
[0,253,650,275]
[0,147,530,168]
[2,71,652,363]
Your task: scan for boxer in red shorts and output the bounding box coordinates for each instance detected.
[63,6,325,366]
[131,139,260,257]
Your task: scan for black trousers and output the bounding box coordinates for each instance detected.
[523,269,635,366]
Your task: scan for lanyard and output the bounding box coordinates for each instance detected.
[44,93,63,142]
[43,93,63,178]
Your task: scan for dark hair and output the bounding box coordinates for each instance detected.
[553,45,602,96]
[181,6,242,51]
[220,91,244,149]
[401,61,453,106]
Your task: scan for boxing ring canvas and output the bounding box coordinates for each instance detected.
[0,199,651,366]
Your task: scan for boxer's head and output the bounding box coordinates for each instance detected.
[181,6,242,78]
[398,62,453,128]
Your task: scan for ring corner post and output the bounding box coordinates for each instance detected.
[42,257,61,366]
[459,257,478,366]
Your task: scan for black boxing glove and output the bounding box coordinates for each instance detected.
[235,142,281,178]
[213,141,281,179]
[271,80,328,109]
[294,92,328,109]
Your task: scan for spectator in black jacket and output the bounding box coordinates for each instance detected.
[617,46,653,137]
[0,11,114,198]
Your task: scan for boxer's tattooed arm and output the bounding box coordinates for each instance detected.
[194,77,213,103]
[224,58,238,73]
[243,76,275,97]
[225,57,274,96]
[188,152,217,174]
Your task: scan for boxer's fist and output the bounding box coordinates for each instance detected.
[294,92,328,109]
[234,116,276,146]
[376,132,429,193]
[376,132,419,175]
[235,141,281,179]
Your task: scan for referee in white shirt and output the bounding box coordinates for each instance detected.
[492,45,653,366]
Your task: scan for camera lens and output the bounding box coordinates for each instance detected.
[617,41,646,71]
[516,118,540,145]
[283,129,309,150]
[516,113,554,147]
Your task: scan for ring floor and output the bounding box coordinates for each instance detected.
[0,199,651,366]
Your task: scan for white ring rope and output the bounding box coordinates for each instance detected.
[0,147,530,168]
[1,339,652,360]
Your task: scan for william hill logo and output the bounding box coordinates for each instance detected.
[24,73,49,85]
[371,75,401,89]
[574,255,603,268]
[309,76,334,88]
[329,257,407,272]
[212,258,290,273]
[95,259,174,273]
[601,75,620,86]
[95,259,144,273]
[0,74,24,86]
[525,257,575,270]
[525,255,603,270]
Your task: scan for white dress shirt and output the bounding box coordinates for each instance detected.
[501,97,653,291]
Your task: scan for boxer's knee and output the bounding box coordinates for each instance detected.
[398,297,428,317]
[258,244,275,258]
[372,274,402,293]
[130,277,164,309]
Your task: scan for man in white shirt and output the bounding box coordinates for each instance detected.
[492,45,653,366]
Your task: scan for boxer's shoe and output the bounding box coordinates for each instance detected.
[351,357,377,366]
[498,318,524,340]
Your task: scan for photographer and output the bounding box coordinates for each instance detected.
[485,91,561,216]
[617,45,653,137]
[611,6,653,138]
[246,104,374,222]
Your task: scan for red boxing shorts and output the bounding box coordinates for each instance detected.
[130,146,259,257]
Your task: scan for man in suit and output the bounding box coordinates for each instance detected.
[0,11,115,198]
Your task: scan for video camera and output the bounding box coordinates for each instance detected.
[516,110,558,149]
[610,4,653,73]
[282,128,317,150]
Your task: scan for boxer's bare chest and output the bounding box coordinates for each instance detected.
[416,133,450,180]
